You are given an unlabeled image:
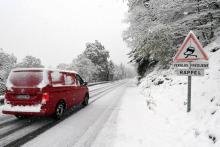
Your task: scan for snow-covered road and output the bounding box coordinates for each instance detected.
[0,80,127,147]
[23,80,127,147]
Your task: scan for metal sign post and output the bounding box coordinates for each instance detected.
[187,62,192,112]
[187,75,191,112]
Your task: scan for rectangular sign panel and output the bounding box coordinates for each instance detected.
[173,62,209,69]
[176,69,204,76]
[173,62,189,68]
[190,62,209,69]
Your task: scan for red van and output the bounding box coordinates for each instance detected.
[2,68,89,119]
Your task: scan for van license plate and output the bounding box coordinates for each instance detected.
[16,95,30,99]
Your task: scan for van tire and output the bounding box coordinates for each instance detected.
[54,101,65,120]
[82,94,89,107]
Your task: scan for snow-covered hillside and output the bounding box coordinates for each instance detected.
[138,36,220,147]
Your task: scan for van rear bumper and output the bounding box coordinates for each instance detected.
[2,104,51,116]
[2,110,48,116]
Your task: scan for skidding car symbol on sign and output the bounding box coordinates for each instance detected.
[184,46,197,58]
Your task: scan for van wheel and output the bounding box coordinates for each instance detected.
[82,95,89,107]
[54,102,65,120]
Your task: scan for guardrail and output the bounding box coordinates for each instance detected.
[88,81,111,86]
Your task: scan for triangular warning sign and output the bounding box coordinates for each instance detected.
[174,31,208,62]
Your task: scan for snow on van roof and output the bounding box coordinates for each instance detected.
[11,68,78,74]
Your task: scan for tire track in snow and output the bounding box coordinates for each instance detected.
[73,83,126,147]
[0,117,17,128]
[0,118,38,140]
[0,115,13,123]
[1,119,51,147]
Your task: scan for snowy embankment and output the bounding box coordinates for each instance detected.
[137,36,220,147]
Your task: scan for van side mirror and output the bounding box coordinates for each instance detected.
[83,82,88,86]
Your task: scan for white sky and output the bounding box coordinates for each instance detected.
[0,0,129,67]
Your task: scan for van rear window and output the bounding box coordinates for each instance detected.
[9,71,43,87]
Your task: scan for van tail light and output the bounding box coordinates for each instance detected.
[41,93,49,104]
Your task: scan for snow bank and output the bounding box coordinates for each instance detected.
[2,103,41,113]
[138,36,220,146]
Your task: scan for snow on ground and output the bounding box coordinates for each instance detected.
[92,79,171,147]
[22,82,127,147]
[88,82,113,91]
[138,37,220,146]
[92,36,220,147]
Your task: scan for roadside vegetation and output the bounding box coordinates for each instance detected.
[124,0,220,78]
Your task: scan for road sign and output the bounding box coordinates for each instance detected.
[173,62,209,69]
[174,31,208,62]
[176,69,204,76]
[173,31,209,112]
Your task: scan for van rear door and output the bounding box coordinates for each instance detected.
[6,70,47,105]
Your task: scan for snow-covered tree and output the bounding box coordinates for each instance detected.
[57,40,135,82]
[0,49,17,94]
[84,40,110,66]
[70,54,98,82]
[107,60,115,81]
[83,40,110,81]
[113,63,136,80]
[16,55,44,68]
[57,63,71,70]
